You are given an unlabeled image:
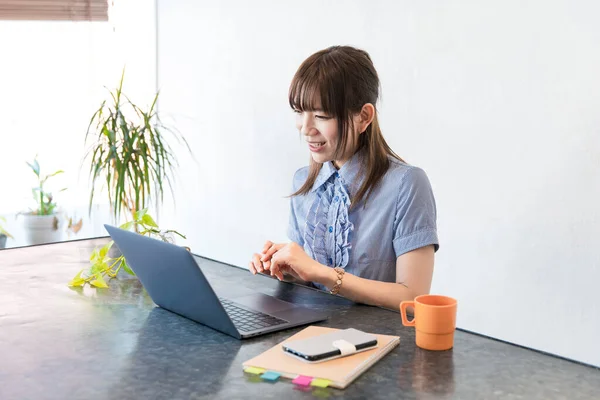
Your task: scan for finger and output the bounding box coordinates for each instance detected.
[270,257,285,281]
[269,257,279,279]
[261,243,283,262]
[263,260,271,271]
[252,253,264,273]
[261,240,274,253]
[248,262,257,275]
[273,264,285,281]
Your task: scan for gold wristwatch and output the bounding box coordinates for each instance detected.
[329,267,345,295]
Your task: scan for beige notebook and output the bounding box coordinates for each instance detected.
[242,326,400,389]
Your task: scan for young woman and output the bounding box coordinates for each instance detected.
[249,46,439,311]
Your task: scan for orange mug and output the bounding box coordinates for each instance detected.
[400,295,457,351]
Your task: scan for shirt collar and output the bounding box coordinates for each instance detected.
[310,149,366,193]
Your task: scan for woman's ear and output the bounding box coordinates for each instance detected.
[358,103,375,134]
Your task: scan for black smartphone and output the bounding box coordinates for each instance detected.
[282,328,378,363]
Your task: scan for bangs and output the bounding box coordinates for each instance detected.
[288,60,335,115]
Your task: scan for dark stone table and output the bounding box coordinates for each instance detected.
[0,238,598,399]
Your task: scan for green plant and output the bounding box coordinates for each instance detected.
[84,69,191,228]
[68,208,185,288]
[26,156,66,215]
[0,216,13,238]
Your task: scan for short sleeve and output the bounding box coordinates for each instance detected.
[287,169,305,245]
[392,167,439,257]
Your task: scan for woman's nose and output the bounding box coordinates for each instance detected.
[298,113,315,136]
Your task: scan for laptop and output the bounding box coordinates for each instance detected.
[104,224,328,339]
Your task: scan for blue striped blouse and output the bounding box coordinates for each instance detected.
[287,150,439,290]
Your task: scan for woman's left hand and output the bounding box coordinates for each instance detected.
[262,242,326,282]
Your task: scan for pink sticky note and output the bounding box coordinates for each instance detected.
[292,375,313,386]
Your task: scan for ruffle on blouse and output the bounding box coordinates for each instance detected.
[303,176,354,269]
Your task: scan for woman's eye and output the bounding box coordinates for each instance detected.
[315,115,331,120]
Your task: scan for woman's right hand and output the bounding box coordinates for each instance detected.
[249,240,285,275]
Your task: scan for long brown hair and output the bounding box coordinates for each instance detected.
[288,45,404,207]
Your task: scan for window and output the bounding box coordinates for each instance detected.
[0,0,108,21]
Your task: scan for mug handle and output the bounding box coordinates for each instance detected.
[400,301,415,326]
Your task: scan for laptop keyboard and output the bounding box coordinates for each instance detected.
[219,298,288,332]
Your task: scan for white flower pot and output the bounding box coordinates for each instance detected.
[0,234,7,249]
[21,212,64,245]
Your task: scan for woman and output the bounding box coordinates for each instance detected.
[249,46,439,311]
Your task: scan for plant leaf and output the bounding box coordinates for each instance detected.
[119,221,134,231]
[141,214,158,228]
[68,269,86,287]
[68,278,86,287]
[27,159,40,177]
[90,259,107,274]
[90,248,99,262]
[90,279,109,288]
[134,208,148,221]
[90,273,109,288]
[99,241,114,258]
[121,259,135,275]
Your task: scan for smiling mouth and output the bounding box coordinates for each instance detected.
[308,142,325,148]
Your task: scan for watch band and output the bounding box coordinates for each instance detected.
[329,267,345,295]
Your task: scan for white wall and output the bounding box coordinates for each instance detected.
[157,0,600,367]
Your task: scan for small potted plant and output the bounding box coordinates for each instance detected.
[20,156,67,245]
[0,216,13,249]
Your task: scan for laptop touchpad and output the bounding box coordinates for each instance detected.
[230,293,294,313]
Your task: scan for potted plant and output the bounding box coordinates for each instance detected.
[0,216,13,249]
[70,70,192,288]
[20,157,67,245]
[84,69,191,229]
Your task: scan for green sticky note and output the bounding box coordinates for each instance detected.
[261,371,281,382]
[310,378,331,388]
[244,366,266,375]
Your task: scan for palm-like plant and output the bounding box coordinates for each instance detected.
[84,70,190,228]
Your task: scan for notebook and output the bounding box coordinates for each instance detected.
[242,326,400,389]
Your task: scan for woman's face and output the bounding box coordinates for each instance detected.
[293,99,373,168]
[294,108,341,165]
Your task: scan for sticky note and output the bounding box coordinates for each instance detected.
[292,375,313,386]
[260,371,281,382]
[310,378,331,388]
[244,366,266,375]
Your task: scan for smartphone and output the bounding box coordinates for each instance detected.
[282,328,378,363]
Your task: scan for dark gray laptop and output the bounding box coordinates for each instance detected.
[104,224,328,339]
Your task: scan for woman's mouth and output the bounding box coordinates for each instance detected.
[308,141,326,152]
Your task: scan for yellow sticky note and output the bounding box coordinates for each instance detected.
[310,378,331,388]
[244,366,266,375]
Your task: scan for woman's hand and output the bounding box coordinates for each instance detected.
[249,241,327,282]
[249,241,284,274]
[266,242,325,282]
